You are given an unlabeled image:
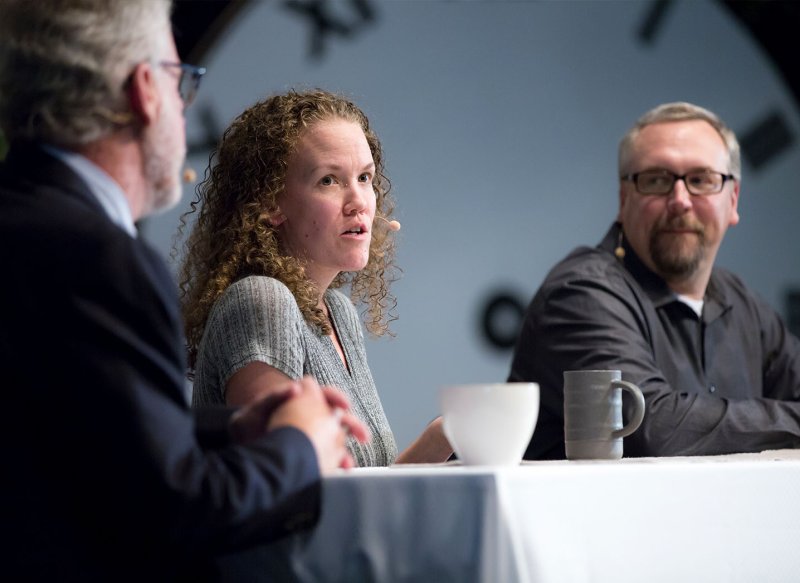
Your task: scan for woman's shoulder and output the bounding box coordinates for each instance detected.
[227,275,294,298]
[213,275,301,321]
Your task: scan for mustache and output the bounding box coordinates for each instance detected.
[656,218,704,234]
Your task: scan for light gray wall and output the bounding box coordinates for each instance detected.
[144,0,800,450]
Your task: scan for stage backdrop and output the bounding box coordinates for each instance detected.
[144,0,800,450]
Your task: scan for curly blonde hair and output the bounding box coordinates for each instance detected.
[178,89,398,370]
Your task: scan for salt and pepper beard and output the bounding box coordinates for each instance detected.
[648,222,706,280]
[142,80,186,216]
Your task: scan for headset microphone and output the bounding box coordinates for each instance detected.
[377,217,401,231]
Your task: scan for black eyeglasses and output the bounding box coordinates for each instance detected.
[621,170,736,196]
[158,61,206,107]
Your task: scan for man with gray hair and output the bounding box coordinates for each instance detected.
[0,1,367,580]
[509,101,800,459]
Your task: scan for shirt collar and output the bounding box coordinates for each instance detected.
[599,222,731,322]
[41,145,137,238]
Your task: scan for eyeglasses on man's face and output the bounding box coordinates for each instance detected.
[621,170,736,196]
[158,61,206,107]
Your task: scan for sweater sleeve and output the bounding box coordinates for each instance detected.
[202,277,306,398]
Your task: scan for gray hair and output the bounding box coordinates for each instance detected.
[618,101,741,181]
[0,0,172,147]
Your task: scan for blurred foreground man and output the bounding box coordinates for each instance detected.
[510,102,800,459]
[0,1,367,580]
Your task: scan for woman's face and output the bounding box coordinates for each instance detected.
[275,117,377,290]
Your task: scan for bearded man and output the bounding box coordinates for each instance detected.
[509,102,800,459]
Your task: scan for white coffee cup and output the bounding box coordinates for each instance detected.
[440,382,539,466]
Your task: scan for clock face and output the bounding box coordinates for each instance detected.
[145,0,799,448]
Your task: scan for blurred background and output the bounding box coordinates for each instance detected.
[137,0,799,450]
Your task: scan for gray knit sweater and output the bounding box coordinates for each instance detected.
[191,276,397,467]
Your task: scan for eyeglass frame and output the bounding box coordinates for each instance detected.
[621,169,736,196]
[157,61,206,107]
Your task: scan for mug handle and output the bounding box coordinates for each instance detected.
[610,380,645,439]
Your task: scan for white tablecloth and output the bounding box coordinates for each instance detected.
[216,450,800,582]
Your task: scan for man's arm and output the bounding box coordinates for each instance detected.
[17,227,357,555]
[518,269,800,457]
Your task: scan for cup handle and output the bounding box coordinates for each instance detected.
[610,380,645,439]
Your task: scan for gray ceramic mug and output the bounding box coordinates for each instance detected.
[563,370,646,460]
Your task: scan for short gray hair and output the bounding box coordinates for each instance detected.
[618,102,741,181]
[0,0,172,147]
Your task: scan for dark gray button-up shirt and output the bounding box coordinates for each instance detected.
[509,223,800,458]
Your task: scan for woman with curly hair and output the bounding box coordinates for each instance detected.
[179,89,451,466]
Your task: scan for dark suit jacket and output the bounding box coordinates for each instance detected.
[0,145,321,581]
